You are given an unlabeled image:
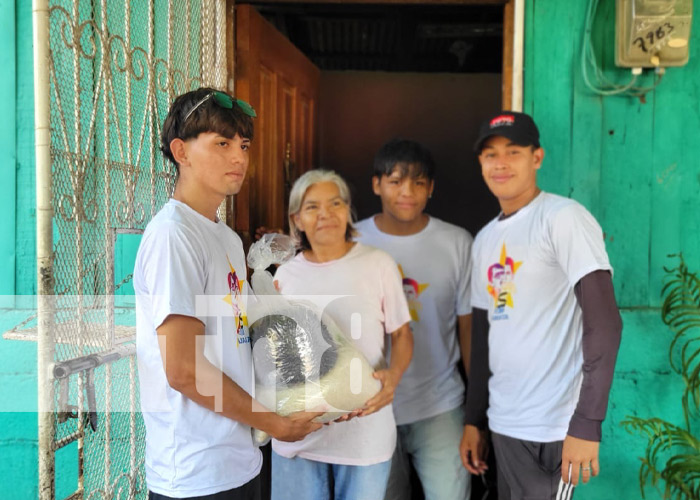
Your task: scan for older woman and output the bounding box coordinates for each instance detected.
[270,169,413,500]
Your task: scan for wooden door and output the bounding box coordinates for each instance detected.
[233,4,320,243]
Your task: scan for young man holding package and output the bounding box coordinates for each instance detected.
[134,88,322,500]
[460,111,622,500]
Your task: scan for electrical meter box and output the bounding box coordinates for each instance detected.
[616,0,693,67]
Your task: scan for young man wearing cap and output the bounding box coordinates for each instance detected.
[355,138,473,500]
[460,112,622,500]
[134,87,322,500]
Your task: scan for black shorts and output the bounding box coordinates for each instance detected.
[148,475,261,500]
[491,432,573,500]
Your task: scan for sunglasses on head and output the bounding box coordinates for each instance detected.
[183,90,257,123]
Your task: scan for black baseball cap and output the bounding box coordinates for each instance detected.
[474,111,541,153]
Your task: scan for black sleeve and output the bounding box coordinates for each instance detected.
[464,307,490,430]
[568,269,623,441]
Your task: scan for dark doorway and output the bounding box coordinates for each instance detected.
[252,2,503,235]
[243,3,504,499]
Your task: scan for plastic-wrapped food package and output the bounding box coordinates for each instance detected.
[247,234,381,445]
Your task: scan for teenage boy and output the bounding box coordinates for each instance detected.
[134,87,322,500]
[460,111,622,500]
[355,138,473,500]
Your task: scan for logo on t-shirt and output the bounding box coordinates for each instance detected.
[487,244,522,320]
[223,256,250,346]
[399,265,429,322]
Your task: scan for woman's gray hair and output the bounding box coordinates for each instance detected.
[288,169,358,250]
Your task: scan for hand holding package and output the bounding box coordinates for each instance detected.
[246,235,381,444]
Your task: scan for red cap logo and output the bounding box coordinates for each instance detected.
[490,115,515,128]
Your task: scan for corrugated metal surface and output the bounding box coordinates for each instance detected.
[253,3,503,72]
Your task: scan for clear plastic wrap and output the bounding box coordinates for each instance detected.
[247,234,381,445]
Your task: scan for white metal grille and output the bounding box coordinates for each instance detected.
[38,0,229,498]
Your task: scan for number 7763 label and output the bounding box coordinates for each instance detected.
[633,22,675,53]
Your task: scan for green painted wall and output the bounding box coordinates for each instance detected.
[0,1,41,498]
[15,0,36,298]
[524,1,700,498]
[0,0,16,306]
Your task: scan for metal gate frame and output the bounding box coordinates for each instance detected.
[31,1,231,498]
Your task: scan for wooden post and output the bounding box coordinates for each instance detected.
[502,0,514,110]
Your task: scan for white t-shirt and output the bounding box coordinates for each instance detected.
[355,216,473,425]
[471,192,612,442]
[271,243,411,465]
[134,199,262,497]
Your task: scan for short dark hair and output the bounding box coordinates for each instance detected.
[373,138,436,180]
[160,87,255,167]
